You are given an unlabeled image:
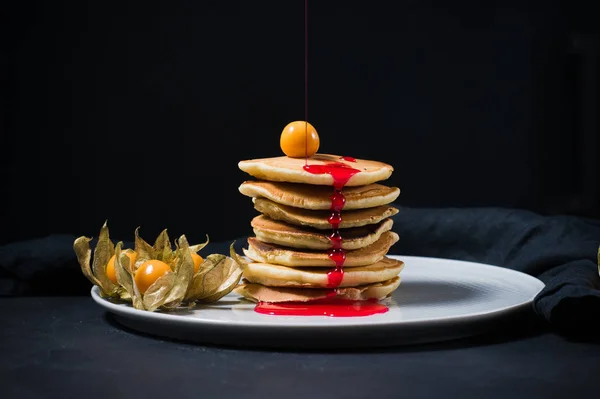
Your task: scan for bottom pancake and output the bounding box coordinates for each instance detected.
[234,276,401,303]
[242,257,404,288]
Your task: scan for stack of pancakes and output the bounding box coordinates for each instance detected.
[233,154,404,303]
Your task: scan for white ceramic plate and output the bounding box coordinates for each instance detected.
[92,255,545,348]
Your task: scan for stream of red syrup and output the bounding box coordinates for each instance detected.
[303,161,360,288]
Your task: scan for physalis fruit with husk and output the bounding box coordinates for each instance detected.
[184,243,243,304]
[74,223,244,312]
[73,221,130,300]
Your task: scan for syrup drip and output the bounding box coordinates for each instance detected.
[329,230,342,248]
[254,298,389,317]
[328,213,342,229]
[303,162,360,289]
[340,156,357,162]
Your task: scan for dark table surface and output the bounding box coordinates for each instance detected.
[2,296,600,399]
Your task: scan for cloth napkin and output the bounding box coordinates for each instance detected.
[1,206,599,338]
[390,207,600,338]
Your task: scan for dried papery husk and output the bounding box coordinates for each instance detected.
[131,271,145,309]
[121,249,137,274]
[73,222,118,297]
[92,221,118,296]
[194,255,219,278]
[161,235,195,309]
[189,234,210,254]
[185,245,242,303]
[185,254,224,301]
[73,236,100,287]
[142,273,177,312]
[229,242,248,271]
[196,259,242,303]
[196,255,236,302]
[170,235,208,274]
[200,254,225,275]
[153,229,175,264]
[134,227,154,268]
[119,291,132,300]
[114,242,143,309]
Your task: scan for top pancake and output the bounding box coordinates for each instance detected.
[238,154,394,187]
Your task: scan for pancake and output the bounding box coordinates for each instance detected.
[239,181,400,210]
[234,276,401,303]
[238,154,393,187]
[253,198,399,230]
[241,257,404,288]
[243,231,399,267]
[252,215,394,250]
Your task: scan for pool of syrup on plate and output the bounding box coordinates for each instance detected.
[255,297,388,317]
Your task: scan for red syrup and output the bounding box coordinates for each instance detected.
[254,298,389,317]
[302,162,359,190]
[303,161,360,288]
[330,189,346,213]
[340,156,357,162]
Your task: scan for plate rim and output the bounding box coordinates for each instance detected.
[91,254,545,329]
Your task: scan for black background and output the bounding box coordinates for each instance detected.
[1,0,598,246]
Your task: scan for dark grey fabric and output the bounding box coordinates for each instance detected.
[389,207,600,337]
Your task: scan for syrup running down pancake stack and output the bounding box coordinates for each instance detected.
[234,153,404,306]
